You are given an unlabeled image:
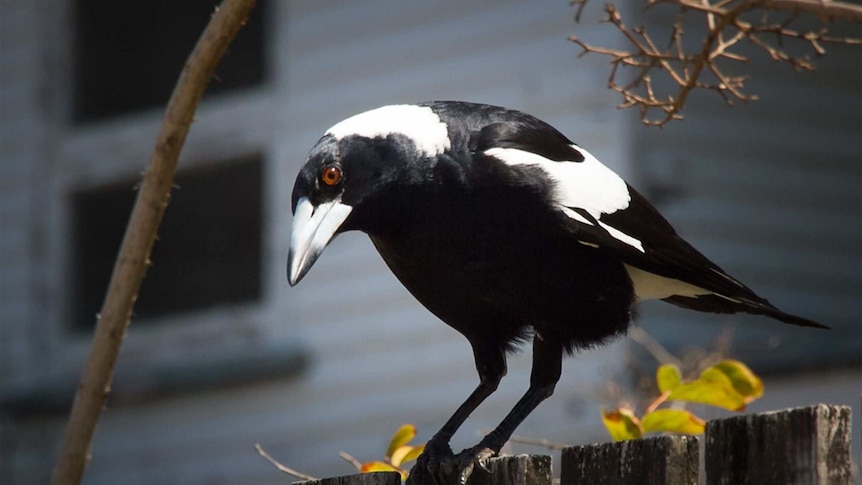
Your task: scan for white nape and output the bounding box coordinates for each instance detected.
[326,104,451,157]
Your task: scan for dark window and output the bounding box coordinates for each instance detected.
[69,157,263,330]
[73,0,267,122]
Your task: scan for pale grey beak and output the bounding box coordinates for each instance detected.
[288,197,353,286]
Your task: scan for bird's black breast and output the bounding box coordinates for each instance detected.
[367,181,635,354]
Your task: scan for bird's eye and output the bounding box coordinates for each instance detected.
[320,165,343,186]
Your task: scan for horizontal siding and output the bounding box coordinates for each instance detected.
[17,1,862,484]
[0,0,39,390]
[1,2,632,485]
[632,12,862,372]
[282,2,625,136]
[24,349,616,484]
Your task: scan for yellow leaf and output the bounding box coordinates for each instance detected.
[698,366,735,389]
[642,409,705,435]
[601,408,643,441]
[667,369,746,411]
[392,445,428,467]
[656,364,683,393]
[710,359,764,402]
[395,443,425,467]
[361,461,406,480]
[385,424,417,460]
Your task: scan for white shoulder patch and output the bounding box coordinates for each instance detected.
[484,145,644,252]
[326,105,451,157]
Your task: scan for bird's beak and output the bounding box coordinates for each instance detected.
[288,197,353,286]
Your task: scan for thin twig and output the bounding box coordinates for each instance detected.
[766,0,862,22]
[572,0,590,22]
[339,451,364,470]
[628,327,685,368]
[505,434,572,451]
[49,2,257,484]
[571,0,862,125]
[693,323,737,373]
[256,444,319,481]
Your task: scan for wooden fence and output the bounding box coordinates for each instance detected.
[298,404,853,485]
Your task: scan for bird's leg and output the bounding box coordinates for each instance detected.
[454,335,563,485]
[407,343,506,485]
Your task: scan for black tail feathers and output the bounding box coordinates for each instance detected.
[663,294,829,329]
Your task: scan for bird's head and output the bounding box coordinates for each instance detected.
[287,104,452,286]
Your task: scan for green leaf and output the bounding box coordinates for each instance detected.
[642,409,705,435]
[602,408,642,441]
[656,364,683,393]
[710,359,763,401]
[667,367,746,411]
[361,461,406,479]
[385,424,417,460]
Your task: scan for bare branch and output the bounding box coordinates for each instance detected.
[571,0,591,22]
[505,434,572,451]
[339,451,365,470]
[256,444,319,481]
[572,0,862,125]
[628,327,685,368]
[50,2,257,484]
[766,0,862,22]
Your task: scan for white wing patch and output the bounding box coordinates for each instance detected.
[484,146,644,252]
[326,105,451,157]
[624,264,710,301]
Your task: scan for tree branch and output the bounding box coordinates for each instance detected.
[571,0,862,125]
[256,444,319,481]
[50,1,257,484]
[765,0,862,22]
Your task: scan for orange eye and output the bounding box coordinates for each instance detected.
[320,165,343,186]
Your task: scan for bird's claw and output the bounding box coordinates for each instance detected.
[406,440,455,485]
[407,442,497,485]
[455,445,496,485]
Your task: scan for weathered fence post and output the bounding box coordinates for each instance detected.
[469,454,553,485]
[705,404,852,485]
[297,471,401,485]
[294,456,551,485]
[560,435,699,485]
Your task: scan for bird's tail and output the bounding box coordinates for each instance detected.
[662,294,829,329]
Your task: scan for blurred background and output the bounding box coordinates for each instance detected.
[1,1,860,483]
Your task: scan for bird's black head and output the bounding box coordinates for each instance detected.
[288,104,452,286]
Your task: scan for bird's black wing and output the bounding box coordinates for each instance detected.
[585,187,826,328]
[471,120,717,288]
[473,118,824,328]
[586,185,754,298]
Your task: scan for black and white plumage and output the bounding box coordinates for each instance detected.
[287,101,825,484]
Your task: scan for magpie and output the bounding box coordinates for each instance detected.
[287,101,825,485]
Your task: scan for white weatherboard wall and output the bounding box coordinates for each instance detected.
[2,2,633,484]
[5,2,859,484]
[629,19,862,372]
[625,14,862,470]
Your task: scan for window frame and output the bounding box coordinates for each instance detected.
[23,0,302,400]
[45,93,280,379]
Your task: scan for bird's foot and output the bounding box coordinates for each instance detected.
[453,444,496,485]
[406,439,455,485]
[407,440,497,485]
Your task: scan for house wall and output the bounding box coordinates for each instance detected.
[2,2,635,484]
[2,2,859,484]
[628,7,862,375]
[628,10,862,474]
